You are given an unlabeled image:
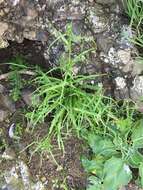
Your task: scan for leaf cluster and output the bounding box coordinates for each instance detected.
[82,108,143,190]
[124,0,143,53]
[26,24,113,150]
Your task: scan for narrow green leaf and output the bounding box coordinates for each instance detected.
[128,150,143,168]
[132,120,143,148]
[87,176,102,190]
[139,162,143,187]
[87,134,117,157]
[116,118,132,134]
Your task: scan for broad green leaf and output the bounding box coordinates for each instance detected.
[139,163,143,187]
[82,156,104,177]
[132,120,143,148]
[128,150,143,168]
[82,158,98,173]
[103,157,132,190]
[87,134,116,157]
[87,176,102,190]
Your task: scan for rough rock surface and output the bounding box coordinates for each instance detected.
[0,85,15,122]
[0,92,15,112]
[0,0,142,102]
[1,160,45,190]
[0,1,143,190]
[0,109,9,122]
[0,0,143,99]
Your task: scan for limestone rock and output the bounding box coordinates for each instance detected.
[86,5,108,34]
[115,77,126,89]
[132,57,143,76]
[0,22,8,37]
[0,22,9,48]
[2,148,16,160]
[2,161,45,190]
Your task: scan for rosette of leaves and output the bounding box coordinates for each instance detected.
[82,119,143,190]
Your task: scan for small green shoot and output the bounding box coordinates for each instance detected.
[8,56,28,101]
[14,123,23,138]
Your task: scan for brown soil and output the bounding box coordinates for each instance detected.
[0,114,87,190]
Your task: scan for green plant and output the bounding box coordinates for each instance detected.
[0,138,7,152]
[131,33,143,48]
[26,24,115,151]
[8,56,29,101]
[136,56,143,62]
[52,178,72,190]
[0,128,7,151]
[125,0,143,28]
[14,123,23,138]
[82,103,143,190]
[124,0,143,52]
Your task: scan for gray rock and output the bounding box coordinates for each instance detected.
[0,0,4,4]
[100,47,136,74]
[11,0,20,6]
[95,0,115,5]
[115,77,126,89]
[21,89,39,107]
[0,110,9,122]
[0,84,5,93]
[86,5,108,34]
[100,47,120,67]
[117,49,134,73]
[0,94,15,113]
[132,57,143,76]
[2,161,45,190]
[0,22,9,48]
[96,36,114,53]
[118,25,134,48]
[2,148,16,160]
[114,87,130,99]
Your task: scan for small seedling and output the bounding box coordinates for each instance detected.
[14,123,23,138]
[8,56,28,101]
[4,56,35,101]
